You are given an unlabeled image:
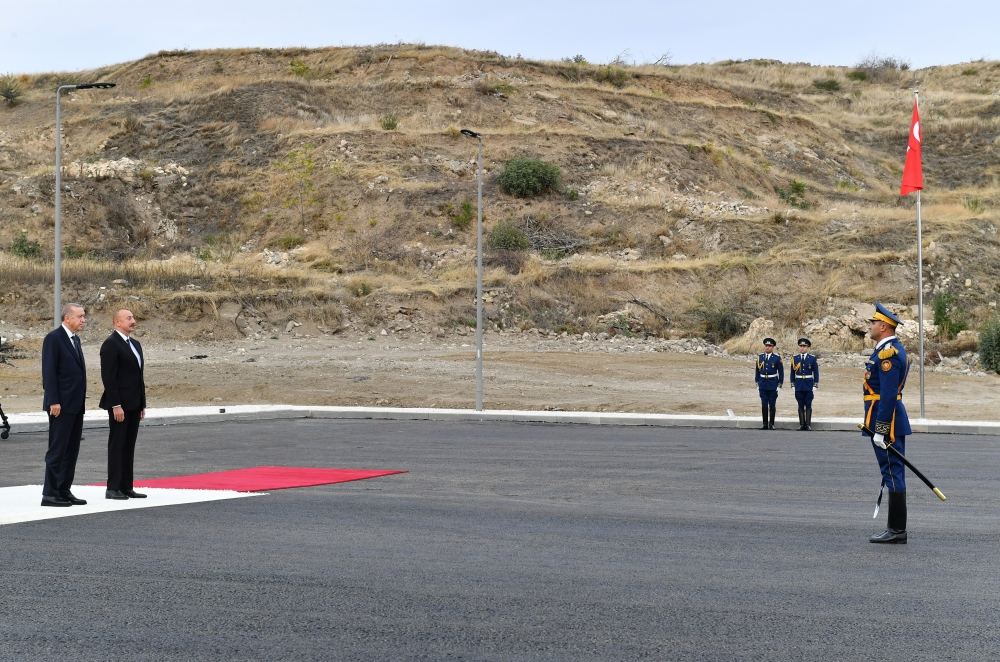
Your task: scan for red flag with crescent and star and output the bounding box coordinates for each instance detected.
[900,100,922,196]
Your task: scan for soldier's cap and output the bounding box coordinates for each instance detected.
[762,337,776,346]
[797,337,811,347]
[869,302,901,328]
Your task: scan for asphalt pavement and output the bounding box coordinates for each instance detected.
[1,419,998,661]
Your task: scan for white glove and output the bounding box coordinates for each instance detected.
[872,433,887,449]
[813,385,818,390]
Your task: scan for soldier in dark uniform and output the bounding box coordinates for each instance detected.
[754,337,783,430]
[790,337,819,431]
[863,302,912,544]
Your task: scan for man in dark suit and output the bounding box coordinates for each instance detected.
[41,303,89,507]
[99,309,147,500]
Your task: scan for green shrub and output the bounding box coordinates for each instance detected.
[846,70,868,81]
[933,292,967,339]
[289,59,310,77]
[498,158,561,198]
[487,220,530,251]
[812,78,841,92]
[1,75,23,106]
[138,74,153,89]
[450,200,475,230]
[963,197,985,214]
[961,68,978,76]
[776,180,811,209]
[379,113,398,131]
[594,65,629,88]
[980,317,1000,373]
[10,233,42,258]
[273,235,305,250]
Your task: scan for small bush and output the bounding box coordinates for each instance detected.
[485,249,526,274]
[121,113,143,134]
[594,66,629,88]
[775,180,811,209]
[138,74,153,89]
[498,158,561,198]
[853,55,910,83]
[379,113,398,131]
[289,59,310,77]
[450,200,475,230]
[10,233,42,259]
[933,292,967,339]
[846,70,868,82]
[487,220,530,251]
[812,78,841,92]
[963,197,985,214]
[980,317,1000,373]
[273,235,305,250]
[474,77,515,97]
[691,300,748,343]
[961,68,978,76]
[1,75,23,106]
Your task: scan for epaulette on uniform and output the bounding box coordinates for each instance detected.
[878,346,898,360]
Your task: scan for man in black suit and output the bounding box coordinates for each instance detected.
[99,309,148,500]
[41,303,89,507]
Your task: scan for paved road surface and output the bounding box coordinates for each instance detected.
[1,419,997,660]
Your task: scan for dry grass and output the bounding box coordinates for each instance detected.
[4,45,999,339]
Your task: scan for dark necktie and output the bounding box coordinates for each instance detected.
[127,338,141,365]
[72,334,83,362]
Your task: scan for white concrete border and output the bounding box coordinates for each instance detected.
[4,405,998,436]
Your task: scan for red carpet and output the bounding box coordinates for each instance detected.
[125,466,406,491]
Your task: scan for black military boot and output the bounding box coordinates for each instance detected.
[805,407,813,431]
[870,491,907,544]
[798,406,806,431]
[768,405,776,430]
[761,404,769,430]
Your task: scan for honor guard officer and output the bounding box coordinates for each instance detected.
[864,302,912,544]
[790,337,819,431]
[755,337,784,430]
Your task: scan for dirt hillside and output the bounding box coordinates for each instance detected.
[1,46,998,368]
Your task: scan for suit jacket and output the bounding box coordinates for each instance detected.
[42,326,87,414]
[98,332,146,411]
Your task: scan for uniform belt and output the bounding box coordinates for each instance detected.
[864,394,902,401]
[795,375,814,379]
[760,374,779,378]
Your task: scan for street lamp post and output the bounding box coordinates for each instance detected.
[54,82,115,324]
[461,129,484,411]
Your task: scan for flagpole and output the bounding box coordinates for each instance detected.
[914,90,926,420]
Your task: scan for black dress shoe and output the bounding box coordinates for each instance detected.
[869,528,907,544]
[41,495,72,507]
[105,489,129,500]
[62,492,87,505]
[122,489,147,498]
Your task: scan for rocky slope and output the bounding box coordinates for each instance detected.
[1,46,998,351]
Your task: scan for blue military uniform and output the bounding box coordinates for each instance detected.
[864,302,912,544]
[755,338,783,429]
[791,337,819,431]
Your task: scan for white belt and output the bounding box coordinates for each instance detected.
[795,375,815,379]
[761,373,779,378]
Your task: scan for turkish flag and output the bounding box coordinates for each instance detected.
[900,100,923,195]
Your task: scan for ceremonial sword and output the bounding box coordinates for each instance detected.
[857,423,947,501]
